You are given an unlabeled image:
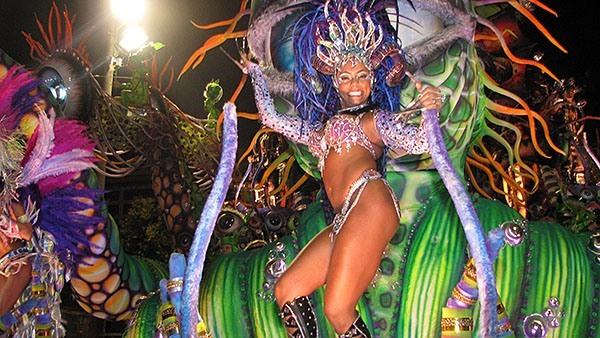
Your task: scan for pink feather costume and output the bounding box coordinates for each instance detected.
[0,65,104,337]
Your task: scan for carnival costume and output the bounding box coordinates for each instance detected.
[0,65,102,337]
[243,1,429,336]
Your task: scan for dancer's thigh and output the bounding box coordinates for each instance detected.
[275,225,334,304]
[325,180,399,307]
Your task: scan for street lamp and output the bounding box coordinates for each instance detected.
[118,26,149,53]
[99,0,148,189]
[110,0,146,23]
[104,0,149,95]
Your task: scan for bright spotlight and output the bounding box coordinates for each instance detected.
[111,0,146,23]
[118,26,149,52]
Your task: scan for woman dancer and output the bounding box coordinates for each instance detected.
[237,1,444,336]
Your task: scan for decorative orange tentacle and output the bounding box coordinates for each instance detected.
[473,0,556,17]
[481,73,565,157]
[191,19,238,30]
[484,99,561,158]
[273,157,296,192]
[469,141,521,195]
[475,16,560,82]
[191,0,249,30]
[62,8,73,53]
[76,29,94,61]
[151,57,159,87]
[149,55,174,93]
[259,149,293,186]
[21,2,91,67]
[191,31,248,70]
[179,3,251,79]
[230,73,248,103]
[466,157,501,199]
[473,138,532,198]
[526,0,558,16]
[281,173,310,202]
[236,112,259,120]
[48,4,57,48]
[235,128,273,170]
[22,33,49,62]
[35,14,52,51]
[475,28,518,42]
[507,1,566,53]
[160,57,174,93]
[482,114,539,189]
[216,74,251,136]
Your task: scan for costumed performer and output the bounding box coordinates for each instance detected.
[235,1,445,336]
[0,63,102,337]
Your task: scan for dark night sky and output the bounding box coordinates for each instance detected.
[0,0,598,146]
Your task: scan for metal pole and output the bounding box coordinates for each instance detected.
[97,20,118,190]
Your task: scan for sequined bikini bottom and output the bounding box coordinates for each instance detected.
[329,168,401,241]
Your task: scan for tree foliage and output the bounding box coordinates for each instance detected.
[119,196,174,262]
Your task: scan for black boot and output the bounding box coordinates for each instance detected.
[338,314,371,338]
[279,296,318,338]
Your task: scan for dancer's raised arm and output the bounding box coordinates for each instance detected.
[367,76,444,154]
[241,60,321,145]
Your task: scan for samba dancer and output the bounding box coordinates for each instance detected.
[235,1,444,336]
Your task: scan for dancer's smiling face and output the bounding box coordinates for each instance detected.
[334,60,373,109]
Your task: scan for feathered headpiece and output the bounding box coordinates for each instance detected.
[313,4,383,73]
[293,0,406,124]
[311,0,405,84]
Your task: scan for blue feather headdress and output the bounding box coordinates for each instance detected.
[292,0,407,124]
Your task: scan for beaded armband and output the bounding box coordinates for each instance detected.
[244,63,321,145]
[373,109,429,154]
[0,246,34,277]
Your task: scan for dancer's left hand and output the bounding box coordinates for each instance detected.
[407,72,445,111]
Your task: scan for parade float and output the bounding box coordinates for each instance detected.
[0,1,598,337]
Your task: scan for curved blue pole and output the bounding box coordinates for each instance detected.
[422,109,498,337]
[181,102,238,337]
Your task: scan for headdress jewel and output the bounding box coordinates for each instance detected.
[311,0,406,86]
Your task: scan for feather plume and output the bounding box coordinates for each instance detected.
[0,63,102,267]
[37,172,105,269]
[0,66,43,130]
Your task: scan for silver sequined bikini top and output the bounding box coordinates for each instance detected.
[308,113,377,172]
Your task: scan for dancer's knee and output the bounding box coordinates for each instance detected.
[323,297,356,334]
[274,274,298,308]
